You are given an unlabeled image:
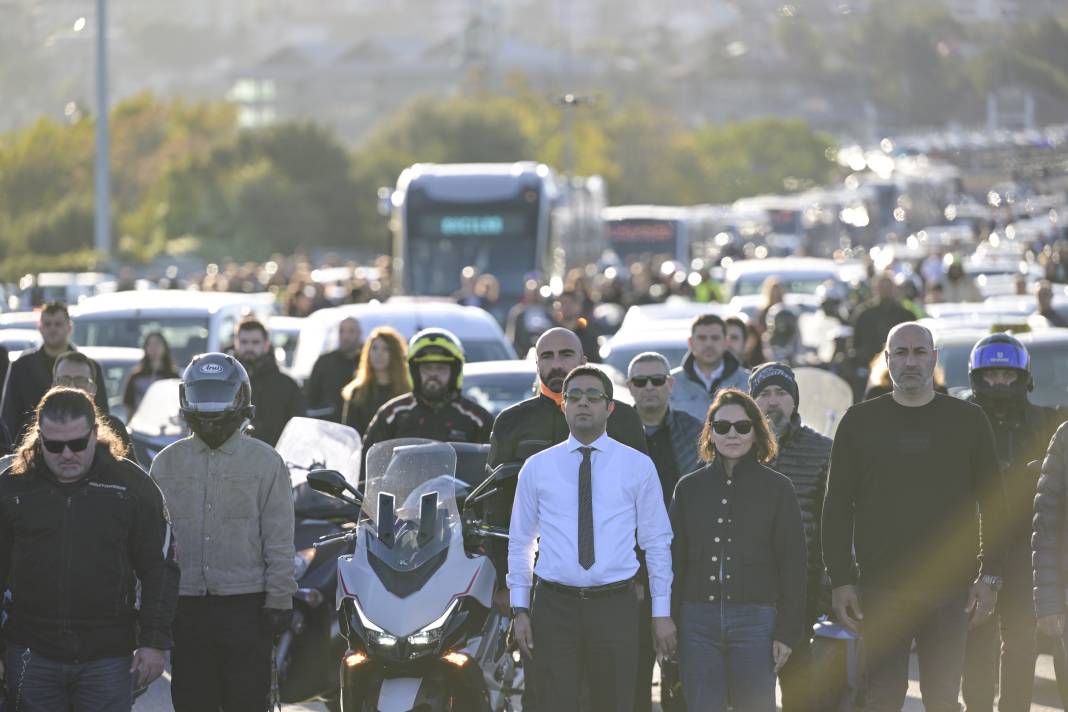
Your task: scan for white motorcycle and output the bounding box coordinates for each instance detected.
[308,438,520,712]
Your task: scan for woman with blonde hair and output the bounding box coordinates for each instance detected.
[670,388,806,712]
[341,327,411,435]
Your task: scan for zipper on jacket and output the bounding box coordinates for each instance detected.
[59,495,73,628]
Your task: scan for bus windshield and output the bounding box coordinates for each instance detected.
[406,208,538,297]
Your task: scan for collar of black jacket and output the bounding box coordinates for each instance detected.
[709,448,760,477]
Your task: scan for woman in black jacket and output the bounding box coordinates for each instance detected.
[670,388,806,712]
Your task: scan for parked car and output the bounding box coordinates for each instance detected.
[269,315,306,372]
[462,360,632,417]
[600,328,691,376]
[725,257,865,298]
[291,301,516,385]
[935,327,1068,408]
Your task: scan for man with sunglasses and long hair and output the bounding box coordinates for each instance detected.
[626,351,702,712]
[509,365,675,712]
[0,387,179,711]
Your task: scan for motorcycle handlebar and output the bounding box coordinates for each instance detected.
[314,531,356,548]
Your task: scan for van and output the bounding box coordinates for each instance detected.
[71,291,275,368]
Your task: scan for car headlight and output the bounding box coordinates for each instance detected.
[352,598,399,650]
[406,599,459,659]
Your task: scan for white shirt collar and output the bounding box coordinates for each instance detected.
[695,360,725,390]
[566,431,612,453]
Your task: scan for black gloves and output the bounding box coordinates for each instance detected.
[263,608,294,637]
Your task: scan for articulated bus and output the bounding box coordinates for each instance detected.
[384,162,605,308]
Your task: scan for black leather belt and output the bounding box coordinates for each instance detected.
[538,578,634,599]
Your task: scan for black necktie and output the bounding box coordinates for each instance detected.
[578,446,595,570]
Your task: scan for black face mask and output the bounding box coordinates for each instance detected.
[184,411,245,449]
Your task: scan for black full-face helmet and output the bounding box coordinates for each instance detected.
[180,352,254,449]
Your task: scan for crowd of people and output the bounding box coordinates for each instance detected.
[3,245,1068,710]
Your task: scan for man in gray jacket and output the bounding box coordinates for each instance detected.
[628,351,703,712]
[150,353,296,712]
[669,313,750,421]
[751,362,832,712]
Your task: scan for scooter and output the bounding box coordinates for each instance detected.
[308,438,522,711]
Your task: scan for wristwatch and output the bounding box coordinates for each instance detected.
[979,574,1003,592]
[511,607,530,619]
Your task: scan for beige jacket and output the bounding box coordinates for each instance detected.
[149,429,296,609]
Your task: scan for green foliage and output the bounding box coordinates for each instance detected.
[0,90,838,268]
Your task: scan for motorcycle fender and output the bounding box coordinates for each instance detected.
[377,678,422,712]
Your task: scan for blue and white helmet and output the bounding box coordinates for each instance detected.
[968,332,1032,399]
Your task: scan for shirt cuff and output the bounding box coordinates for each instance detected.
[510,586,531,608]
[651,595,671,618]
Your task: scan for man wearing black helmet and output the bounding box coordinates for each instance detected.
[361,329,493,478]
[962,333,1062,712]
[149,352,297,712]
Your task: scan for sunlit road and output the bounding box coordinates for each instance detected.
[134,652,1063,710]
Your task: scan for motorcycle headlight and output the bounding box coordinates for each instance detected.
[352,598,399,651]
[406,599,459,659]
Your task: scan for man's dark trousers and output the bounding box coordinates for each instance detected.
[860,588,970,712]
[962,539,1039,712]
[635,585,655,712]
[532,581,639,712]
[171,593,272,712]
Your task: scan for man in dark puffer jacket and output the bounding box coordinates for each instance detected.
[751,362,832,712]
[1034,421,1068,671]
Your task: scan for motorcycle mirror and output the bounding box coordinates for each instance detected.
[307,469,364,508]
[462,461,522,514]
[418,491,438,546]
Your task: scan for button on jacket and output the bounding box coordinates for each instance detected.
[508,433,674,616]
[150,428,296,609]
[669,454,807,647]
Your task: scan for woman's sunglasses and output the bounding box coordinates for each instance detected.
[711,420,754,435]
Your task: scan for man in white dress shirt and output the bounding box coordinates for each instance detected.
[508,365,677,712]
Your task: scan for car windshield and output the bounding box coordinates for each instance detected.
[603,343,690,374]
[74,317,210,368]
[127,379,186,436]
[462,373,537,415]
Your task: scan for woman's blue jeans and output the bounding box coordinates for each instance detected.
[679,601,777,712]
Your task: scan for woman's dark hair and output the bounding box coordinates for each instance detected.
[698,388,778,464]
[341,326,411,406]
[562,365,614,400]
[11,387,125,475]
[123,332,178,414]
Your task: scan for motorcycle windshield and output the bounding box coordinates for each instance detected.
[127,379,187,438]
[276,416,362,489]
[362,439,460,573]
